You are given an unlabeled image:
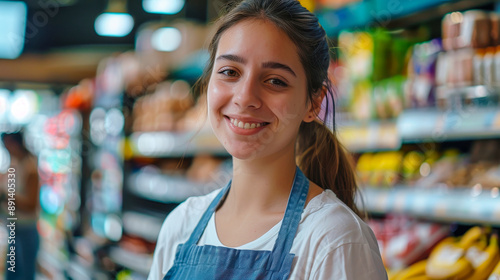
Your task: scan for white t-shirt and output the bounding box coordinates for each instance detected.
[148,189,388,280]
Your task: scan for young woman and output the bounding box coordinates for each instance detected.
[148,0,387,279]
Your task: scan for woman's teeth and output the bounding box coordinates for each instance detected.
[229,118,265,129]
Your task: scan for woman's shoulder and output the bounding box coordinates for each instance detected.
[298,189,377,248]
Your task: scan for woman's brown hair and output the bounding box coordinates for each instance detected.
[194,0,362,217]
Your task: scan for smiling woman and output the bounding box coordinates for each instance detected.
[148,1,387,279]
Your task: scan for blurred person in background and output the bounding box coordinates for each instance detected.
[1,130,40,280]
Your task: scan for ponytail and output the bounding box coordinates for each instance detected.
[296,121,364,218]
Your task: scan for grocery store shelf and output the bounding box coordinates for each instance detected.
[337,120,401,153]
[385,0,498,29]
[122,211,164,242]
[109,246,152,276]
[317,1,372,37]
[130,129,228,157]
[317,0,498,36]
[360,186,500,225]
[398,107,500,143]
[128,168,230,204]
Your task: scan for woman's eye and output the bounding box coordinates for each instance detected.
[267,78,288,87]
[219,69,239,77]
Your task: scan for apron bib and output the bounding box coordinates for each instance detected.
[163,166,310,280]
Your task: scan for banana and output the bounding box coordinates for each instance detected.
[396,260,427,280]
[404,276,430,280]
[467,234,499,280]
[426,227,483,280]
[488,250,500,280]
[388,269,402,280]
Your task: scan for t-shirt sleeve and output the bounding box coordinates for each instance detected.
[147,209,179,280]
[311,243,388,280]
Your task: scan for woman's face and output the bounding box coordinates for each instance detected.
[207,19,314,160]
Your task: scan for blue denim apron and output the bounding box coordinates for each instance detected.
[163,166,309,280]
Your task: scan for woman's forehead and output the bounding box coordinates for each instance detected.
[217,19,299,61]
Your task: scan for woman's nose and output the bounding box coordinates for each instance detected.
[233,76,262,109]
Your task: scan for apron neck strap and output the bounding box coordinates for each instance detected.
[184,181,231,246]
[269,166,309,269]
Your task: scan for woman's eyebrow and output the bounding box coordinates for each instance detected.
[216,55,296,77]
[262,61,296,77]
[216,54,246,64]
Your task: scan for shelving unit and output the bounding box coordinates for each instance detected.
[360,186,500,225]
[130,128,228,157]
[337,120,400,152]
[317,0,499,36]
[398,107,500,143]
[128,169,229,204]
[109,246,153,276]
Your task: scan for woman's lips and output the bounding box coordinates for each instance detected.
[224,115,270,135]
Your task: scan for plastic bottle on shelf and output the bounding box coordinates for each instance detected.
[493,46,500,88]
[458,10,491,49]
[490,12,500,47]
[456,48,474,87]
[483,47,496,87]
[473,48,485,86]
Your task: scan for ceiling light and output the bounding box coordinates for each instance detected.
[151,27,182,52]
[143,0,185,14]
[0,1,27,59]
[95,0,134,37]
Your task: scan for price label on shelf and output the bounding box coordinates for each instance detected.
[434,202,447,217]
[375,191,389,212]
[378,123,400,150]
[494,204,500,220]
[338,126,370,151]
[493,111,500,130]
[412,194,428,214]
[393,191,407,212]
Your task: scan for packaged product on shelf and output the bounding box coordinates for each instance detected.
[474,48,486,86]
[132,80,195,132]
[356,153,370,181]
[484,47,496,87]
[338,28,417,120]
[402,150,426,184]
[491,12,500,46]
[456,48,475,87]
[371,152,403,187]
[406,39,442,108]
[373,76,405,119]
[457,10,491,49]
[373,80,390,119]
[435,50,450,88]
[442,12,461,51]
[368,215,450,271]
[494,46,500,87]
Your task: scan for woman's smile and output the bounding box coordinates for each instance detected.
[224,115,270,135]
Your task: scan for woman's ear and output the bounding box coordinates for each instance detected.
[303,87,326,123]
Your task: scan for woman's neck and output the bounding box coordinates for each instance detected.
[223,151,297,216]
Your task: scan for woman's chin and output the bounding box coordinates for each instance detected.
[224,144,262,161]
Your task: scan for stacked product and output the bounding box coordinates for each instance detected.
[437,10,500,107]
[389,226,500,280]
